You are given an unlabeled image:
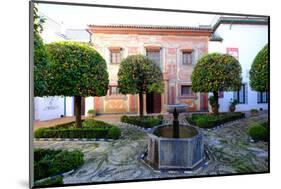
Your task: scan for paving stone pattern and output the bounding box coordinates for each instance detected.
[34,112,269,184]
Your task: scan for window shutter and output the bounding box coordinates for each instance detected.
[257,92,260,103]
[120,48,124,62]
[178,49,182,66]
[233,91,238,101]
[105,48,110,65]
[192,49,198,65]
[245,83,248,104]
[160,48,164,70]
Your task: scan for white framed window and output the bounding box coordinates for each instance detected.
[146,49,160,65]
[182,51,192,65]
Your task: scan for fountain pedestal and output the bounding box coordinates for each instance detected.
[146,104,205,170]
[172,107,180,138]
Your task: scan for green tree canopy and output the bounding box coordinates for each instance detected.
[118,54,164,116]
[46,42,109,127]
[191,53,242,114]
[33,3,46,34]
[249,44,269,91]
[34,33,50,96]
[33,3,49,97]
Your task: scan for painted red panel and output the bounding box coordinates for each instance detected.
[226,48,239,60]
[169,86,176,104]
[94,97,100,112]
[130,95,135,112]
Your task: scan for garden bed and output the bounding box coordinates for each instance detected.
[121,115,163,128]
[34,119,121,139]
[248,121,269,142]
[186,112,245,129]
[34,148,84,186]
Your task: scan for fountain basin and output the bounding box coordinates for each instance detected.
[146,124,204,170]
[165,104,188,114]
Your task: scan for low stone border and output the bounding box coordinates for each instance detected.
[120,122,153,132]
[185,118,246,131]
[34,169,74,186]
[34,138,115,142]
[247,136,268,143]
[120,120,173,132]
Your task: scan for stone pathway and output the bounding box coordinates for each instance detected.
[34,112,269,184]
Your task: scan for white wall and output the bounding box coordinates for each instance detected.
[209,24,268,112]
[34,96,65,121]
[65,97,74,117]
[85,97,94,116]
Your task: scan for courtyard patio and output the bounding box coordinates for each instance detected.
[34,111,269,184]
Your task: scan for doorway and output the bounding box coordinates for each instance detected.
[146,92,161,114]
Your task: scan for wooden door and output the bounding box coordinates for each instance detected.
[200,93,208,111]
[153,92,161,113]
[146,92,161,114]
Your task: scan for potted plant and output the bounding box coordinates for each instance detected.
[250,109,258,116]
[87,109,96,117]
[229,99,238,112]
[209,96,219,114]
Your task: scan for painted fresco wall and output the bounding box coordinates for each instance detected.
[90,33,209,114]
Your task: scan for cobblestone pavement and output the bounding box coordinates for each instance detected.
[34,112,269,184]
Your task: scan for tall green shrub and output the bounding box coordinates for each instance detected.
[191,53,242,114]
[249,44,269,91]
[118,55,163,117]
[46,42,109,128]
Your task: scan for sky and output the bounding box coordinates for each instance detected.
[38,3,220,29]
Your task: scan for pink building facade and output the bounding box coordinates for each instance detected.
[87,25,212,114]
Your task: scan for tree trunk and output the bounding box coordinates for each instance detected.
[139,92,143,117]
[213,91,219,115]
[74,96,82,128]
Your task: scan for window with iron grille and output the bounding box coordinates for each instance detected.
[109,86,121,95]
[257,91,268,103]
[233,83,247,104]
[146,49,160,65]
[182,51,192,65]
[110,50,121,64]
[181,85,192,96]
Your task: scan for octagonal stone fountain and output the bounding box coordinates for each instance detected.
[145,104,205,170]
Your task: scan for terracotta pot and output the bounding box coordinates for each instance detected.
[229,105,236,112]
[251,112,258,116]
[211,106,218,114]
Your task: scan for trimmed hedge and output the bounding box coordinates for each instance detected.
[121,115,163,128]
[108,127,122,139]
[34,176,63,187]
[34,119,121,139]
[248,122,269,141]
[186,112,245,129]
[34,149,84,181]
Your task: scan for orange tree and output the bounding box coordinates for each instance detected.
[33,3,49,96]
[191,53,242,114]
[117,55,164,117]
[34,33,50,96]
[249,44,269,91]
[46,42,109,128]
